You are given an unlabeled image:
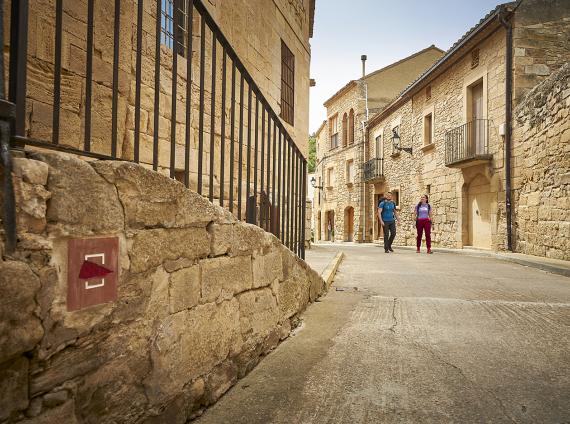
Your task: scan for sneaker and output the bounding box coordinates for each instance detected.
[427,249,433,254]
[384,250,390,253]
[389,248,394,252]
[416,249,420,253]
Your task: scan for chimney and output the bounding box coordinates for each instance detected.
[361,55,367,78]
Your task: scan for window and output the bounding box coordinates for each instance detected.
[342,113,348,147]
[329,114,339,149]
[471,48,480,69]
[348,109,355,144]
[375,135,382,158]
[426,184,431,195]
[161,0,191,57]
[280,40,295,125]
[346,159,354,184]
[426,86,432,100]
[318,177,321,204]
[424,113,433,145]
[326,167,335,188]
[392,189,400,207]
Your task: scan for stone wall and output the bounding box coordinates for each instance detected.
[513,0,570,103]
[512,62,570,260]
[0,151,325,423]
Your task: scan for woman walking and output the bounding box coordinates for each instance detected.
[414,194,432,254]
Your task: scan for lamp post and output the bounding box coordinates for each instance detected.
[392,127,412,154]
[310,176,323,190]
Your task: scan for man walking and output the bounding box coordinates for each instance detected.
[378,192,399,253]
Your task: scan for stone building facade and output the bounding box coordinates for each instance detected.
[313,46,444,242]
[363,0,570,260]
[12,0,314,210]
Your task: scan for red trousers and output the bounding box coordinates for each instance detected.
[416,218,431,249]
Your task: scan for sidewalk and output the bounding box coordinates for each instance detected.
[304,243,339,275]
[389,243,570,278]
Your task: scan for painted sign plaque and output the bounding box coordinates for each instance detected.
[67,237,119,311]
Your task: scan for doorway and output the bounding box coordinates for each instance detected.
[466,174,492,248]
[374,193,384,240]
[325,210,335,241]
[316,211,321,241]
[344,207,354,242]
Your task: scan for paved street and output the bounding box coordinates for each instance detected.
[196,244,570,424]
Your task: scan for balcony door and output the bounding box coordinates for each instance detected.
[470,81,484,155]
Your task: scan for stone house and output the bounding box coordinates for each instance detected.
[313,46,444,242]
[364,0,570,259]
[0,1,324,423]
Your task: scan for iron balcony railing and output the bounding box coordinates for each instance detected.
[0,0,306,258]
[445,119,491,166]
[363,158,384,182]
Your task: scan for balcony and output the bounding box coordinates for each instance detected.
[363,158,384,182]
[445,119,492,167]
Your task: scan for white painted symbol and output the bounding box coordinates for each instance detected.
[84,253,106,289]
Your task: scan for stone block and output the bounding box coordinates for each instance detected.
[93,161,231,229]
[144,299,242,406]
[237,288,279,339]
[31,152,124,234]
[14,179,51,234]
[129,227,210,273]
[525,63,550,76]
[252,249,283,288]
[0,356,29,421]
[200,256,253,303]
[208,223,233,256]
[169,265,201,314]
[13,158,49,185]
[204,361,238,404]
[0,261,44,361]
[277,276,310,321]
[19,400,78,424]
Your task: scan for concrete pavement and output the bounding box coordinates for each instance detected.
[195,244,570,424]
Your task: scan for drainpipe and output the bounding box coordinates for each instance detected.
[360,55,369,242]
[499,8,513,251]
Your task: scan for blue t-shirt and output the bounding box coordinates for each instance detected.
[379,200,396,222]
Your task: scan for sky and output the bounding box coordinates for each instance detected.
[309,0,504,133]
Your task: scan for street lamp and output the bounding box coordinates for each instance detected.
[392,127,412,154]
[310,176,323,190]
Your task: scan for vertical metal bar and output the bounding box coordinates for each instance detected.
[260,105,265,197]
[84,0,95,151]
[219,48,227,206]
[208,31,216,202]
[237,74,244,220]
[229,61,236,212]
[197,15,206,193]
[111,0,121,158]
[169,0,179,177]
[134,0,144,163]
[152,0,161,169]
[184,0,194,187]
[253,97,259,213]
[286,140,291,248]
[301,159,307,259]
[246,85,252,209]
[9,0,28,137]
[278,129,283,241]
[293,149,298,254]
[271,120,276,207]
[267,117,272,198]
[0,0,16,252]
[52,0,63,144]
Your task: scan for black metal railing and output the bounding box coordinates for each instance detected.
[363,158,383,182]
[0,0,306,258]
[445,119,490,166]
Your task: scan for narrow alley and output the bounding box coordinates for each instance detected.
[196,244,570,424]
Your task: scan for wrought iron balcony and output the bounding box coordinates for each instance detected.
[363,158,384,182]
[445,119,492,167]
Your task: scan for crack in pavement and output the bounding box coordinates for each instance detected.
[389,297,398,333]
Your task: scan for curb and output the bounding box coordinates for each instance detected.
[321,252,344,287]
[394,245,570,278]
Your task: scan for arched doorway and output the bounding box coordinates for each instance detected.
[344,206,354,242]
[465,174,492,248]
